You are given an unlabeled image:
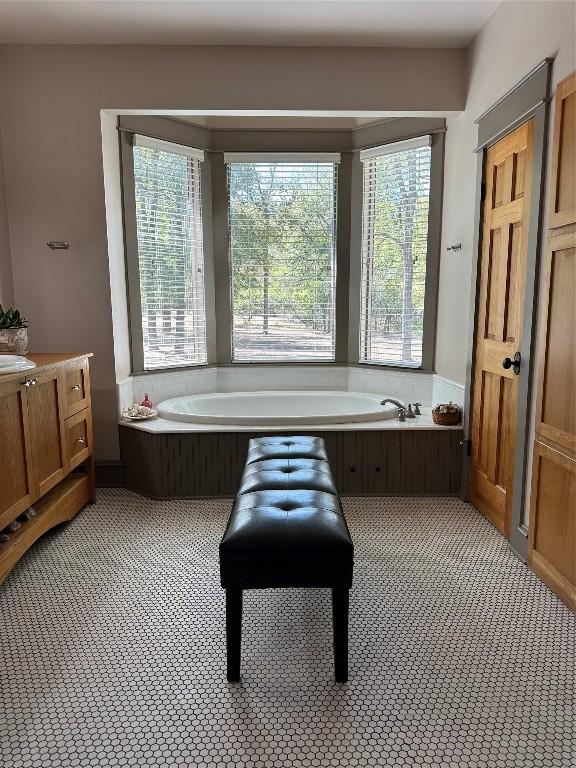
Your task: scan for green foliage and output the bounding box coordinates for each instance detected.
[229,163,336,333]
[0,305,28,329]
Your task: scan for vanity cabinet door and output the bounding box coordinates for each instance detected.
[26,369,68,498]
[65,408,93,470]
[0,378,34,529]
[64,358,91,418]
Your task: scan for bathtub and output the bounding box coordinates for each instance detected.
[157,390,402,425]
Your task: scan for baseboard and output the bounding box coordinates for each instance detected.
[95,461,124,487]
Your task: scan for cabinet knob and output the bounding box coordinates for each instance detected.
[24,378,38,387]
[72,384,81,391]
[76,437,86,445]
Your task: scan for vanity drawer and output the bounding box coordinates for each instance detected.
[64,359,91,418]
[65,408,93,470]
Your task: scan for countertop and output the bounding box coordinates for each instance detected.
[0,352,92,383]
[119,411,463,434]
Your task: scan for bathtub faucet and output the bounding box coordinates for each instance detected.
[380,398,405,409]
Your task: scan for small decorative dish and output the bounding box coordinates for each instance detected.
[122,404,158,420]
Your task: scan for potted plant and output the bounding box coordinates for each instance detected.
[0,305,29,355]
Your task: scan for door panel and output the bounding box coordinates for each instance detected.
[27,370,68,497]
[529,441,575,611]
[539,237,576,453]
[64,359,91,418]
[0,379,34,528]
[469,120,534,536]
[549,73,576,230]
[65,408,93,470]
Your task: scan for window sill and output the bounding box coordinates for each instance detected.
[353,362,436,375]
[133,363,211,376]
[229,360,338,366]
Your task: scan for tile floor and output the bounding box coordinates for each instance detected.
[1,490,574,767]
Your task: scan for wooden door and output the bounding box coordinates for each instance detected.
[469,120,534,536]
[0,377,34,529]
[26,368,68,498]
[528,72,576,611]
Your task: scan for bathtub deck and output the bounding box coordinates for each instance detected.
[119,410,461,433]
[119,421,464,498]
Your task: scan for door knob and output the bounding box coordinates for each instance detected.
[502,351,521,375]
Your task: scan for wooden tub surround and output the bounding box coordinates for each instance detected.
[119,420,463,499]
[0,353,95,584]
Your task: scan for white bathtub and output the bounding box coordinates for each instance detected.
[157,390,403,425]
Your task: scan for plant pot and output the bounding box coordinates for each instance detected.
[0,327,29,355]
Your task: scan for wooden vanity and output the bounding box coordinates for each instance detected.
[0,353,95,584]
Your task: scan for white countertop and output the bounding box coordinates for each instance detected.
[119,412,462,434]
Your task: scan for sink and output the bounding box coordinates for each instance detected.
[0,355,38,374]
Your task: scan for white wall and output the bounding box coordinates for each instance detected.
[0,127,13,307]
[437,0,576,385]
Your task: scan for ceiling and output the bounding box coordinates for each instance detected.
[171,115,396,129]
[0,1,500,47]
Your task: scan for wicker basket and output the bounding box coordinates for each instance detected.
[0,327,28,355]
[432,403,461,426]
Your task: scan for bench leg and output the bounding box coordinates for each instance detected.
[332,587,349,683]
[226,588,243,682]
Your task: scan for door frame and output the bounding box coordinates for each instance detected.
[462,59,552,560]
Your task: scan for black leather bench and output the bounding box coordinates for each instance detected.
[219,436,354,683]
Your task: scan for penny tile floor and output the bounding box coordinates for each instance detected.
[1,489,574,767]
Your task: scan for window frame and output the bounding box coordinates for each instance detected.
[120,126,442,374]
[349,132,444,372]
[224,154,341,364]
[120,130,216,374]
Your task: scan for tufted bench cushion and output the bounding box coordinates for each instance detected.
[220,490,352,589]
[236,468,338,496]
[241,457,333,475]
[245,435,328,464]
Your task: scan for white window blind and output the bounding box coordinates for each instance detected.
[227,159,338,361]
[132,136,207,370]
[359,137,432,367]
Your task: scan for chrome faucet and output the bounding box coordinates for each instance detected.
[380,398,405,409]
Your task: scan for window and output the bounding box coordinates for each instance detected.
[132,135,207,370]
[226,154,339,361]
[359,136,432,367]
